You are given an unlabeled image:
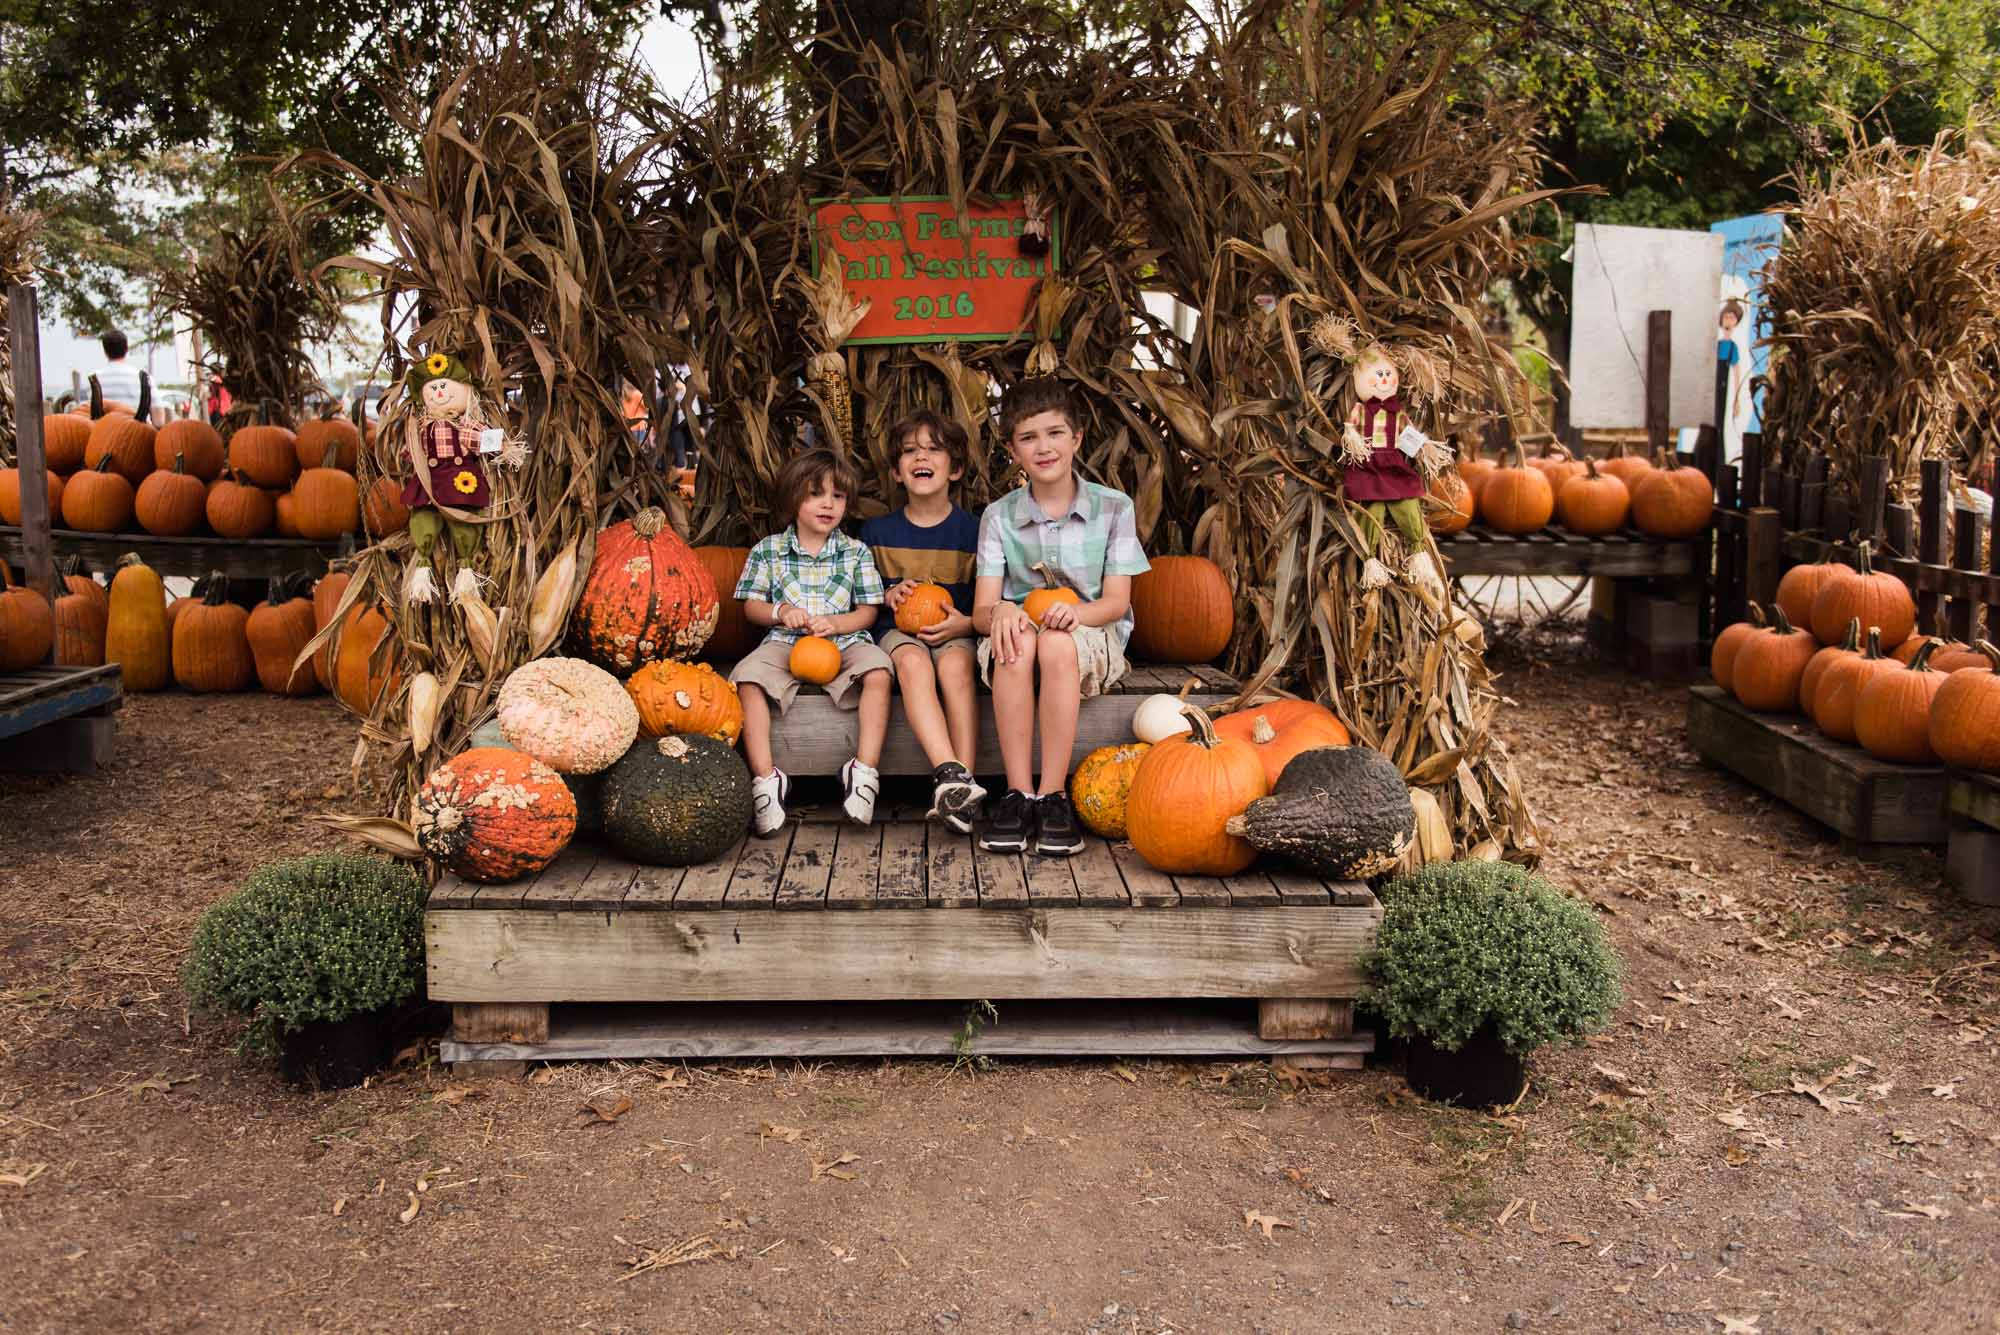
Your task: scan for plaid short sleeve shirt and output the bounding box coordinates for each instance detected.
[733,526,885,649]
[975,481,1151,650]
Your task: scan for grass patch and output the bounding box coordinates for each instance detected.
[1571,1103,1663,1165]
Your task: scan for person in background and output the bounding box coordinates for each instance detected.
[206,373,232,427]
[623,381,653,454]
[92,329,144,408]
[667,365,696,470]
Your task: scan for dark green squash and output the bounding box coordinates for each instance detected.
[1223,744,1414,879]
[469,719,605,834]
[600,733,752,866]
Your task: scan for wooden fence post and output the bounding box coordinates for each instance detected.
[7,283,54,618]
[1950,506,1987,645]
[1857,456,1889,546]
[1746,507,1782,612]
[1740,431,1764,508]
[1646,310,1671,458]
[1715,464,1741,628]
[1918,459,1948,636]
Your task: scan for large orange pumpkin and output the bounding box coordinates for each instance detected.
[333,606,399,716]
[627,659,745,745]
[171,577,256,692]
[52,559,107,667]
[1799,617,1862,719]
[59,456,136,533]
[1855,639,1947,764]
[788,635,842,685]
[1127,555,1234,663]
[414,747,577,883]
[205,471,275,540]
[0,562,53,671]
[1629,455,1713,538]
[1596,444,1653,491]
[0,465,62,526]
[291,444,361,539]
[1812,627,1896,743]
[569,507,719,670]
[1809,542,1914,649]
[295,418,361,474]
[244,576,318,695]
[1731,605,1817,713]
[362,477,410,538]
[1710,603,1766,694]
[311,570,351,691]
[1478,446,1554,534]
[693,546,759,660]
[1211,699,1350,786]
[1556,458,1630,536]
[1774,559,1846,633]
[1930,641,2000,772]
[134,453,207,537]
[84,399,157,485]
[1424,469,1475,536]
[43,414,90,474]
[1125,705,1270,876]
[1068,741,1152,839]
[154,419,225,480]
[228,423,299,489]
[894,583,956,637]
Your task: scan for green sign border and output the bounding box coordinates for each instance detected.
[807,194,1061,346]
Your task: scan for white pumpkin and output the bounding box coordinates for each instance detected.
[1131,693,1195,744]
[496,656,639,775]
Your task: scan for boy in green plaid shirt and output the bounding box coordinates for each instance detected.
[972,380,1150,857]
[729,449,893,834]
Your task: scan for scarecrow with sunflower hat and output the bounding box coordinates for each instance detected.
[398,351,521,600]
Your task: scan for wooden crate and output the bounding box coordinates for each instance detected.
[1435,527,1695,578]
[428,818,1381,1067]
[766,661,1236,777]
[0,525,346,581]
[1946,772,2000,906]
[0,663,122,773]
[1686,685,1950,847]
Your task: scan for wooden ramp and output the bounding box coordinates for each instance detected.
[429,810,1381,1069]
[1686,684,1950,849]
[0,663,123,773]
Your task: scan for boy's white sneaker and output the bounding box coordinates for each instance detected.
[751,768,790,837]
[840,758,880,825]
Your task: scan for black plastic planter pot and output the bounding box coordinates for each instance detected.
[278,1010,393,1089]
[1404,1024,1527,1108]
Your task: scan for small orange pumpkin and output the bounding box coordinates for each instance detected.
[84,381,157,485]
[1022,562,1082,627]
[1478,445,1554,535]
[0,465,63,527]
[1799,617,1862,719]
[1731,605,1817,713]
[1556,458,1630,536]
[227,422,299,489]
[1929,641,2000,772]
[43,414,90,474]
[1710,603,1766,694]
[154,419,225,480]
[59,456,136,533]
[1810,542,1914,649]
[894,582,956,636]
[52,558,107,667]
[295,418,361,474]
[134,453,207,537]
[0,561,53,671]
[627,659,745,745]
[1774,558,1846,633]
[1855,639,1947,764]
[1596,444,1653,490]
[415,747,577,883]
[362,477,410,537]
[205,471,275,539]
[244,575,319,695]
[1127,555,1235,663]
[1125,705,1270,876]
[1068,741,1152,839]
[171,575,256,692]
[1812,627,1896,743]
[333,606,399,716]
[1629,454,1714,539]
[1211,699,1350,787]
[1425,469,1475,536]
[789,635,842,685]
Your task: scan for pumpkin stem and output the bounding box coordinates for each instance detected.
[1855,541,1874,577]
[322,438,340,470]
[203,572,230,606]
[135,372,152,423]
[171,451,187,476]
[631,507,667,539]
[1251,716,1277,745]
[1863,627,1883,659]
[1907,638,1939,673]
[117,552,144,571]
[1974,639,2000,672]
[1176,676,1199,702]
[1768,605,1798,636]
[1839,617,1860,652]
[1745,601,1766,629]
[1178,704,1223,749]
[94,453,116,474]
[88,374,104,420]
[265,576,287,607]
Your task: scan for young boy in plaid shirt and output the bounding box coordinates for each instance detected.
[972,380,1150,857]
[729,450,893,834]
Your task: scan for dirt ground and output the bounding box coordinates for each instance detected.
[3,643,1998,1334]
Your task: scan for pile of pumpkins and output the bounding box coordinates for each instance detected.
[1068,690,1424,881]
[1710,543,2000,772]
[0,394,407,545]
[1428,444,1713,540]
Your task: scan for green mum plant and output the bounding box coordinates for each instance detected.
[184,856,427,1054]
[1363,860,1621,1057]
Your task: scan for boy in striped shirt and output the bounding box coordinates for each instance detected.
[972,380,1150,857]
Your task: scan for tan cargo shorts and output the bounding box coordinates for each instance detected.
[974,622,1128,699]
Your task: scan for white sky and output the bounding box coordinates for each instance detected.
[31,14,713,405]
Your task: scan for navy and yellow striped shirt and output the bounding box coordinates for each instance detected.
[860,505,979,641]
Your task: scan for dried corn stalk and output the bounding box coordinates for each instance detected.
[796,263,871,449]
[1761,124,2000,505]
[0,202,44,460]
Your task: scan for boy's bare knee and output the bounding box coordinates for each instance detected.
[894,648,935,685]
[861,668,892,694]
[739,681,767,705]
[1037,630,1078,665]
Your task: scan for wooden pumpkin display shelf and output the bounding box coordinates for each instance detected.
[1432,525,1695,578]
[430,664,1383,1069]
[0,525,349,581]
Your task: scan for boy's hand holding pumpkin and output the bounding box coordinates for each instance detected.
[884,579,915,611]
[918,609,973,644]
[777,603,811,631]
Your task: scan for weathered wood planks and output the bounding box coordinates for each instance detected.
[0,525,346,581]
[1433,530,1695,578]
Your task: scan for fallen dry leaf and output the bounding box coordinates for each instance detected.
[0,1164,48,1189]
[1243,1209,1293,1241]
[1715,1317,1761,1335]
[331,1197,347,1217]
[1724,1145,1752,1168]
[1110,1063,1140,1084]
[1885,1201,1948,1220]
[432,1085,481,1107]
[399,1192,421,1225]
[573,1094,634,1129]
[1928,1081,1960,1100]
[810,1153,860,1183]
[759,1122,805,1144]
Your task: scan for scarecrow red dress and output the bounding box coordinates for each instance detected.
[402,417,492,510]
[1342,395,1425,504]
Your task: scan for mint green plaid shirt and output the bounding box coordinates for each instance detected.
[734,526,886,649]
[975,481,1151,649]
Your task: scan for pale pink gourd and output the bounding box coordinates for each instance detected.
[495,656,639,775]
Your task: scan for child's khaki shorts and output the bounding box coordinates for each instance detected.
[878,628,976,665]
[974,623,1128,699]
[728,637,894,713]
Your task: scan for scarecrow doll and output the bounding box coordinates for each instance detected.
[399,352,521,601]
[1319,325,1454,589]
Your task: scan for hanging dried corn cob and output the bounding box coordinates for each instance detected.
[797,262,871,449]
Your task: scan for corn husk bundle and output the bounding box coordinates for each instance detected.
[284,25,683,815]
[1760,125,2000,506]
[155,192,340,430]
[0,202,44,461]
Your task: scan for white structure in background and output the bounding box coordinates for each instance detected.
[1567,223,1724,444]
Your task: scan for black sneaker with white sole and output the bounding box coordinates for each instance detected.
[1033,792,1084,857]
[978,789,1036,853]
[929,762,988,835]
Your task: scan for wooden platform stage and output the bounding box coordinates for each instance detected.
[0,663,122,773]
[763,661,1237,777]
[1434,526,1694,578]
[0,525,346,581]
[428,801,1382,1069]
[1947,772,2000,906]
[1687,685,1950,851]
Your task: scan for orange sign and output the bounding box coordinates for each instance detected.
[810,196,1058,345]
